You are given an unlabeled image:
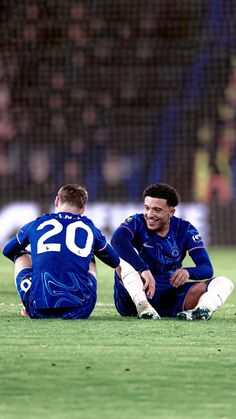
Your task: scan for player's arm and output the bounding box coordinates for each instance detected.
[184,223,214,280]
[111,226,149,273]
[185,247,214,280]
[3,222,31,262]
[170,247,213,287]
[111,227,155,298]
[91,223,120,268]
[94,243,120,268]
[3,236,26,261]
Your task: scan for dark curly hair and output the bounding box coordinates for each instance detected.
[143,183,180,207]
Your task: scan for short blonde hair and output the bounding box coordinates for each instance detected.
[57,184,88,209]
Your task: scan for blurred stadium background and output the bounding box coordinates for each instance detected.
[0,0,236,245]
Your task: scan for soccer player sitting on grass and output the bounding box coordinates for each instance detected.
[111,183,234,320]
[3,184,119,319]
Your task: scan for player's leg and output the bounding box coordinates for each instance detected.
[115,260,160,319]
[14,252,32,317]
[88,256,97,278]
[62,280,97,320]
[193,276,234,318]
[114,270,137,317]
[62,257,98,320]
[177,276,234,320]
[14,252,32,279]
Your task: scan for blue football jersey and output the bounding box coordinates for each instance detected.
[16,212,108,309]
[114,213,207,280]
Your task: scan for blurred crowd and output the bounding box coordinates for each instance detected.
[194,56,236,204]
[0,0,235,204]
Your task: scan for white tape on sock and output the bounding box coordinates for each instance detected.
[120,258,146,305]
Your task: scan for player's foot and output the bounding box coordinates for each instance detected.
[177,307,212,321]
[136,300,161,320]
[21,306,29,317]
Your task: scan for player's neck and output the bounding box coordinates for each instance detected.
[56,204,84,215]
[155,222,170,237]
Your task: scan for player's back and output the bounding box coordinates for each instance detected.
[19,211,105,309]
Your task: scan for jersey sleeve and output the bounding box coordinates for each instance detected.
[94,243,120,268]
[92,224,108,251]
[184,223,214,280]
[3,221,32,261]
[92,225,120,268]
[111,215,149,273]
[116,215,138,238]
[185,223,206,252]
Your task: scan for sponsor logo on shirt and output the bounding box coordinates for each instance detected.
[143,242,155,248]
[192,234,202,243]
[124,216,134,223]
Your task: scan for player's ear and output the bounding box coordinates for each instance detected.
[80,207,85,215]
[55,196,59,208]
[170,207,175,217]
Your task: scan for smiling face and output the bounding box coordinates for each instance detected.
[143,196,175,235]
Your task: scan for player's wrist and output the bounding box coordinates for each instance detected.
[139,267,150,276]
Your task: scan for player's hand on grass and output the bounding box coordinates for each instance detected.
[169,269,190,288]
[140,270,156,298]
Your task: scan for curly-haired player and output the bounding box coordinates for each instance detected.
[111,183,234,320]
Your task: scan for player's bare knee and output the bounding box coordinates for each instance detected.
[89,259,97,278]
[14,253,32,278]
[15,253,32,269]
[184,282,207,310]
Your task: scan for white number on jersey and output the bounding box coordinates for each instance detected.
[36,219,94,256]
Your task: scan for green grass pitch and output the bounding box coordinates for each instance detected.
[0,249,236,419]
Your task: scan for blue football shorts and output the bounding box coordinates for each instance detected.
[114,272,212,318]
[16,268,97,319]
